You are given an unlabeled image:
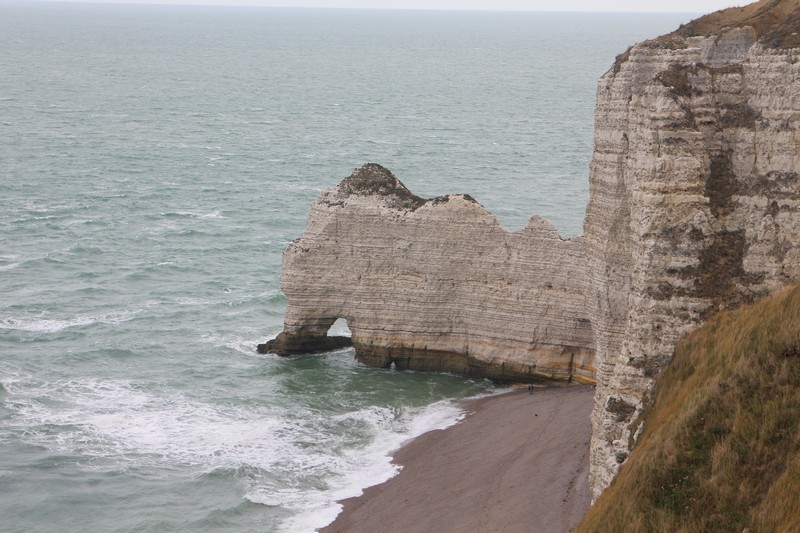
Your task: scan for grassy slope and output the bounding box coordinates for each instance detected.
[676,0,800,48]
[578,284,800,532]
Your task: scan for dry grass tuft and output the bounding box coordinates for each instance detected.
[577,283,800,532]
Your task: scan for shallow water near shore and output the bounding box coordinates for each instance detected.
[1,4,693,531]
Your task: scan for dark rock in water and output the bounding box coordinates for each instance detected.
[257,332,352,355]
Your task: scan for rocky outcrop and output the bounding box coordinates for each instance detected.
[586,0,800,499]
[265,0,800,503]
[267,163,595,384]
[257,334,352,355]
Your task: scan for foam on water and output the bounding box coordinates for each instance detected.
[161,210,225,219]
[5,378,286,469]
[0,309,141,333]
[201,331,265,355]
[275,398,470,533]
[174,296,214,306]
[2,371,479,533]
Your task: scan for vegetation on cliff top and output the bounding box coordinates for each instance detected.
[613,0,800,73]
[675,0,800,49]
[578,284,800,532]
[336,163,481,211]
[337,163,426,210]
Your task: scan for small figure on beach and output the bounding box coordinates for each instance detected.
[527,384,533,395]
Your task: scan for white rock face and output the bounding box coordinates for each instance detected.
[273,164,595,383]
[585,29,800,498]
[267,9,800,505]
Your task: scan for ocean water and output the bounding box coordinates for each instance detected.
[0,4,692,531]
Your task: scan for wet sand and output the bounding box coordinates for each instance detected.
[321,384,594,533]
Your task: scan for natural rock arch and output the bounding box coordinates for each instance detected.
[257,315,353,355]
[261,164,595,384]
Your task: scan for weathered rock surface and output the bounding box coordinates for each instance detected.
[265,0,800,503]
[269,163,595,384]
[586,0,800,499]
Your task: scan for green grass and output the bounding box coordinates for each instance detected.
[578,284,800,532]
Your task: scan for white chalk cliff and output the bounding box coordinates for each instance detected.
[262,164,595,384]
[264,0,800,503]
[586,0,800,498]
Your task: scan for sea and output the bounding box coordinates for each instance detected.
[0,3,693,531]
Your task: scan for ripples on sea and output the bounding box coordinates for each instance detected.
[0,4,692,531]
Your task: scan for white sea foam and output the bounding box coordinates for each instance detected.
[5,376,386,527]
[278,399,468,533]
[174,296,212,306]
[226,338,260,355]
[64,218,101,226]
[4,379,287,471]
[3,372,470,533]
[214,288,285,310]
[0,309,141,333]
[0,316,96,333]
[201,331,256,353]
[160,210,224,219]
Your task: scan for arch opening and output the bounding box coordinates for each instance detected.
[327,317,352,338]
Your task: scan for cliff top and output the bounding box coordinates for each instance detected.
[612,0,800,74]
[667,0,800,48]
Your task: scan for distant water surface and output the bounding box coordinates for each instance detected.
[0,4,693,531]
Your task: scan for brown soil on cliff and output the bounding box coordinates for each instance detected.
[577,284,800,533]
[673,0,800,48]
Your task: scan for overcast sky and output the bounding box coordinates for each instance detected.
[35,0,745,13]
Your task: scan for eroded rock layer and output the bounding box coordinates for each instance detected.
[586,0,800,498]
[269,163,595,384]
[265,0,800,503]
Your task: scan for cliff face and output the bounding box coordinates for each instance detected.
[266,0,800,503]
[586,1,800,498]
[268,163,595,384]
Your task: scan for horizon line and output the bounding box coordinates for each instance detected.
[25,0,711,14]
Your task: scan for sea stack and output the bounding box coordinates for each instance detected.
[264,163,595,384]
